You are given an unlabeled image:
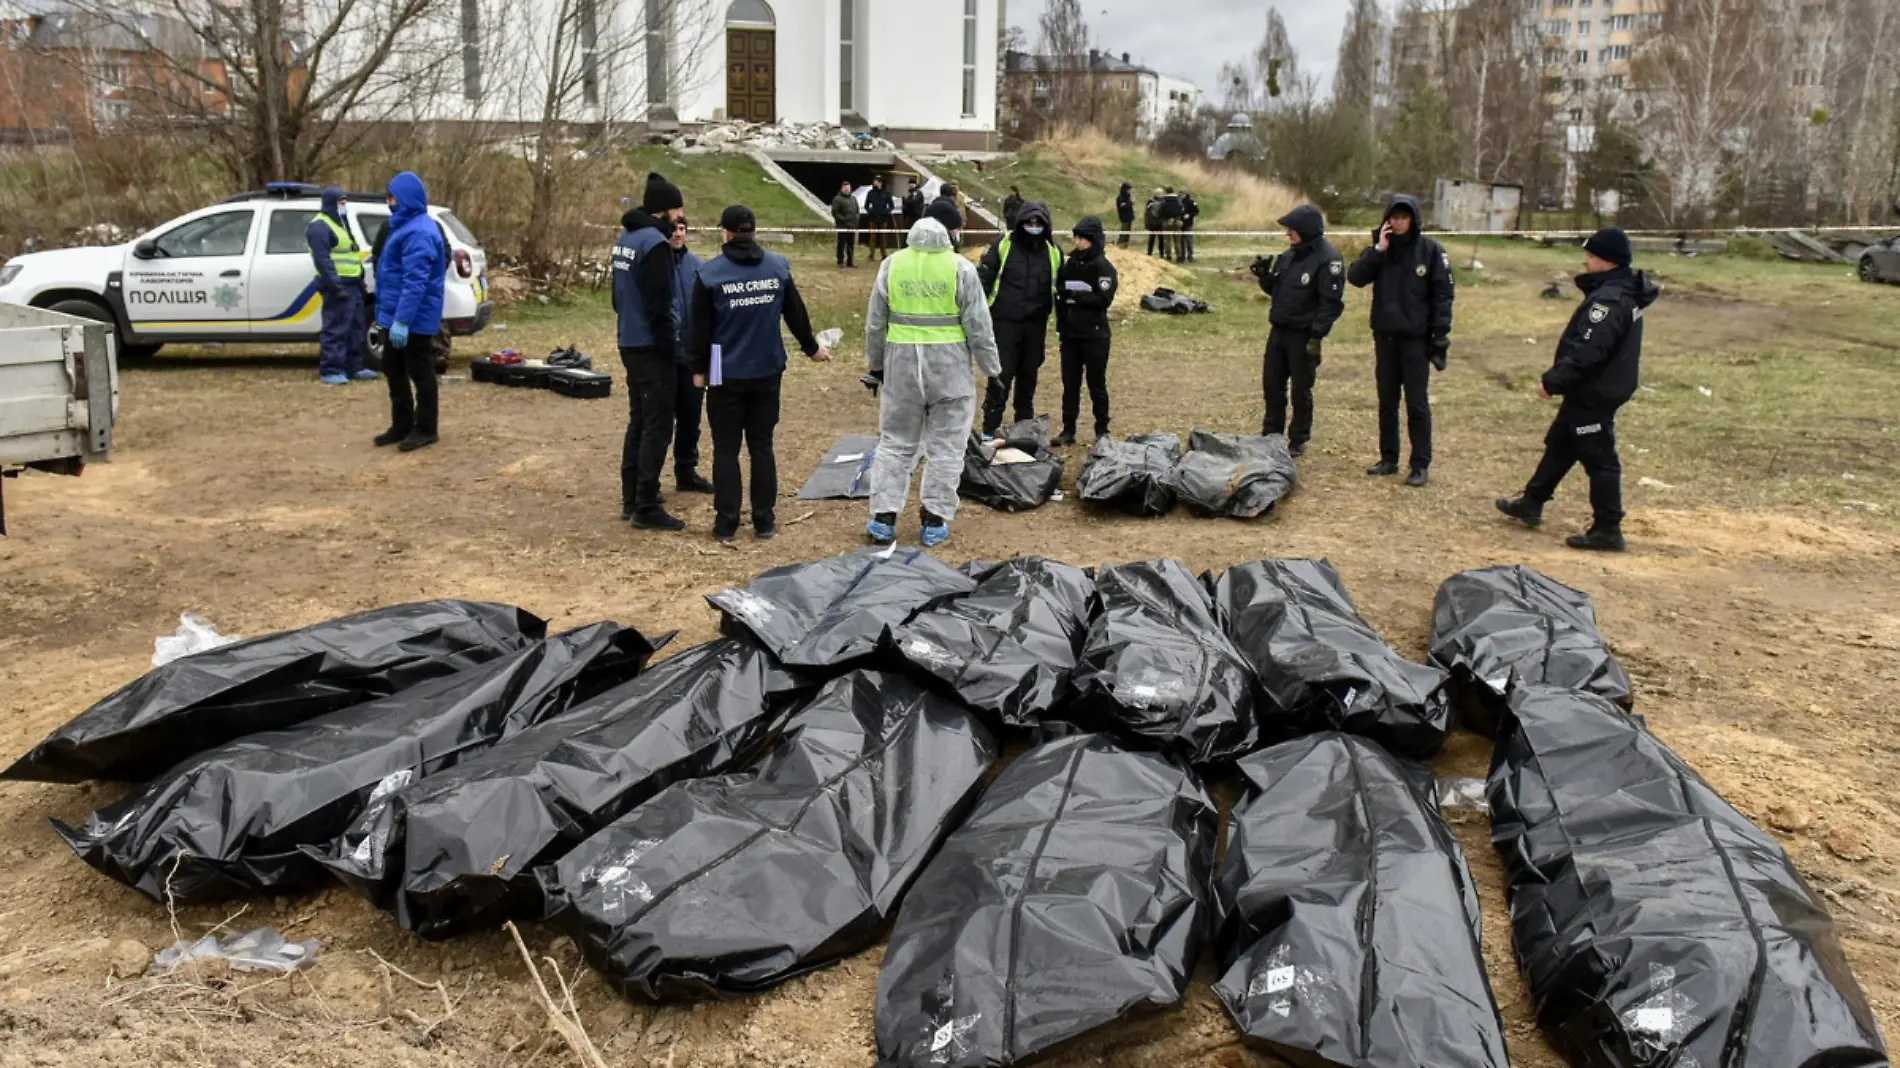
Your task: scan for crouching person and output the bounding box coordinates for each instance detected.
[862,217,1001,548]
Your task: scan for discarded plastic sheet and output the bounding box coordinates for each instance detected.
[152,614,237,667]
[1437,775,1487,814]
[709,547,977,670]
[310,638,806,938]
[797,434,882,499]
[4,601,547,784]
[1172,431,1297,519]
[1430,565,1632,736]
[54,624,663,904]
[1490,685,1888,1068]
[960,435,1063,513]
[1069,559,1258,765]
[875,734,1215,1067]
[883,557,1094,728]
[150,927,319,975]
[1076,433,1181,517]
[545,670,996,999]
[1214,559,1449,758]
[1213,733,1510,1068]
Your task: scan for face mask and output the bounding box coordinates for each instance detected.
[1023,226,1045,237]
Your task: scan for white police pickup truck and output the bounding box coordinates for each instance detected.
[0,183,492,361]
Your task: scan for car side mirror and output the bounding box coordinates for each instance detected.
[133,238,158,260]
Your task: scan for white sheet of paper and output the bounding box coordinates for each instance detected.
[992,447,1036,465]
[832,452,866,464]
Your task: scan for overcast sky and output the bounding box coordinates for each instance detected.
[1005,1,1352,101]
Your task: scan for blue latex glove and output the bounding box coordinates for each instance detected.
[389,321,410,349]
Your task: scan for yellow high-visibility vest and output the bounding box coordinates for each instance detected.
[316,214,365,279]
[986,235,1060,307]
[885,247,967,345]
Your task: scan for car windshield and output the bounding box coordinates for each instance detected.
[438,211,481,249]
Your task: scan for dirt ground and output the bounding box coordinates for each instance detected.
[1,239,1896,1067]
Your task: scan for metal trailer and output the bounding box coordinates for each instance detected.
[0,302,118,535]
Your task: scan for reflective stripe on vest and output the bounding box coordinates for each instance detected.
[886,248,966,345]
[318,214,365,278]
[986,234,1061,307]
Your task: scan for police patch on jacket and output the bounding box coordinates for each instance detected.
[1415,265,1428,277]
[1330,261,1343,275]
[1588,303,1610,323]
[1098,277,1112,291]
[1301,273,1311,285]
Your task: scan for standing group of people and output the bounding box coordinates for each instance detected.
[1113,184,1198,262]
[616,173,833,541]
[620,171,1650,555]
[832,177,965,269]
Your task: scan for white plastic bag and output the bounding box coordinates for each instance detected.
[149,927,319,975]
[816,327,844,350]
[152,614,238,667]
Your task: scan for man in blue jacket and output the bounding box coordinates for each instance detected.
[689,205,832,542]
[668,217,712,494]
[373,172,448,452]
[308,186,376,385]
[613,172,688,530]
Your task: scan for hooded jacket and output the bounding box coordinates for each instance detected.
[927,191,963,236]
[976,201,1060,323]
[1055,217,1118,341]
[688,234,820,381]
[373,172,448,335]
[1116,183,1136,224]
[1346,194,1454,341]
[306,186,359,291]
[612,207,679,357]
[1545,266,1659,416]
[865,219,1000,380]
[903,187,927,221]
[1258,204,1345,338]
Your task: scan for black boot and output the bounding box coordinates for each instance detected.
[1495,496,1544,528]
[1366,461,1399,476]
[1053,429,1077,447]
[397,431,439,452]
[374,428,409,447]
[676,470,715,494]
[1405,467,1430,488]
[632,508,685,532]
[1566,526,1627,552]
[1288,441,1307,458]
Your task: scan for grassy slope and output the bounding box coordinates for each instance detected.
[623,148,819,229]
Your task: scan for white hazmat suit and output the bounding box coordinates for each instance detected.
[864,218,1002,521]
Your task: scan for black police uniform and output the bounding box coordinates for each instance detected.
[1255,204,1345,450]
[1347,194,1454,473]
[1055,217,1119,441]
[976,201,1060,435]
[1115,183,1135,247]
[1520,265,1659,533]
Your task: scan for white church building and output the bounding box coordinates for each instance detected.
[669,0,1002,150]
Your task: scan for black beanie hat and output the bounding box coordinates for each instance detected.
[1583,227,1633,268]
[642,171,684,214]
[719,204,757,233]
[1074,215,1106,244]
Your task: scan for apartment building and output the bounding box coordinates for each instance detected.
[1532,0,1662,124]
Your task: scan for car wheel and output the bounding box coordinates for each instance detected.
[44,297,157,361]
[1859,257,1878,284]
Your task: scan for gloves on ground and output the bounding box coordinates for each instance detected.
[389,321,410,349]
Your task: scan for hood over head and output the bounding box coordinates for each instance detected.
[1278,203,1325,243]
[387,171,428,224]
[1073,215,1107,246]
[1013,201,1051,235]
[1376,194,1423,240]
[906,218,954,252]
[1120,182,1132,192]
[320,186,345,220]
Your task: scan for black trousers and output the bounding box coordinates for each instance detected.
[1146,225,1160,257]
[836,229,857,265]
[1181,221,1196,262]
[707,373,782,533]
[1524,409,1624,528]
[983,318,1049,434]
[384,333,439,436]
[1059,337,1111,437]
[868,218,895,259]
[1375,335,1433,469]
[1262,326,1316,445]
[1117,218,1133,248]
[674,371,704,476]
[619,346,677,512]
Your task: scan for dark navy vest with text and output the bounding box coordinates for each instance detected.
[612,224,670,349]
[697,250,793,382]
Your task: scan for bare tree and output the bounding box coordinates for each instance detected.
[1220,10,1299,115]
[1333,0,1383,121]
[481,0,716,278]
[38,0,460,188]
[1631,0,1785,224]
